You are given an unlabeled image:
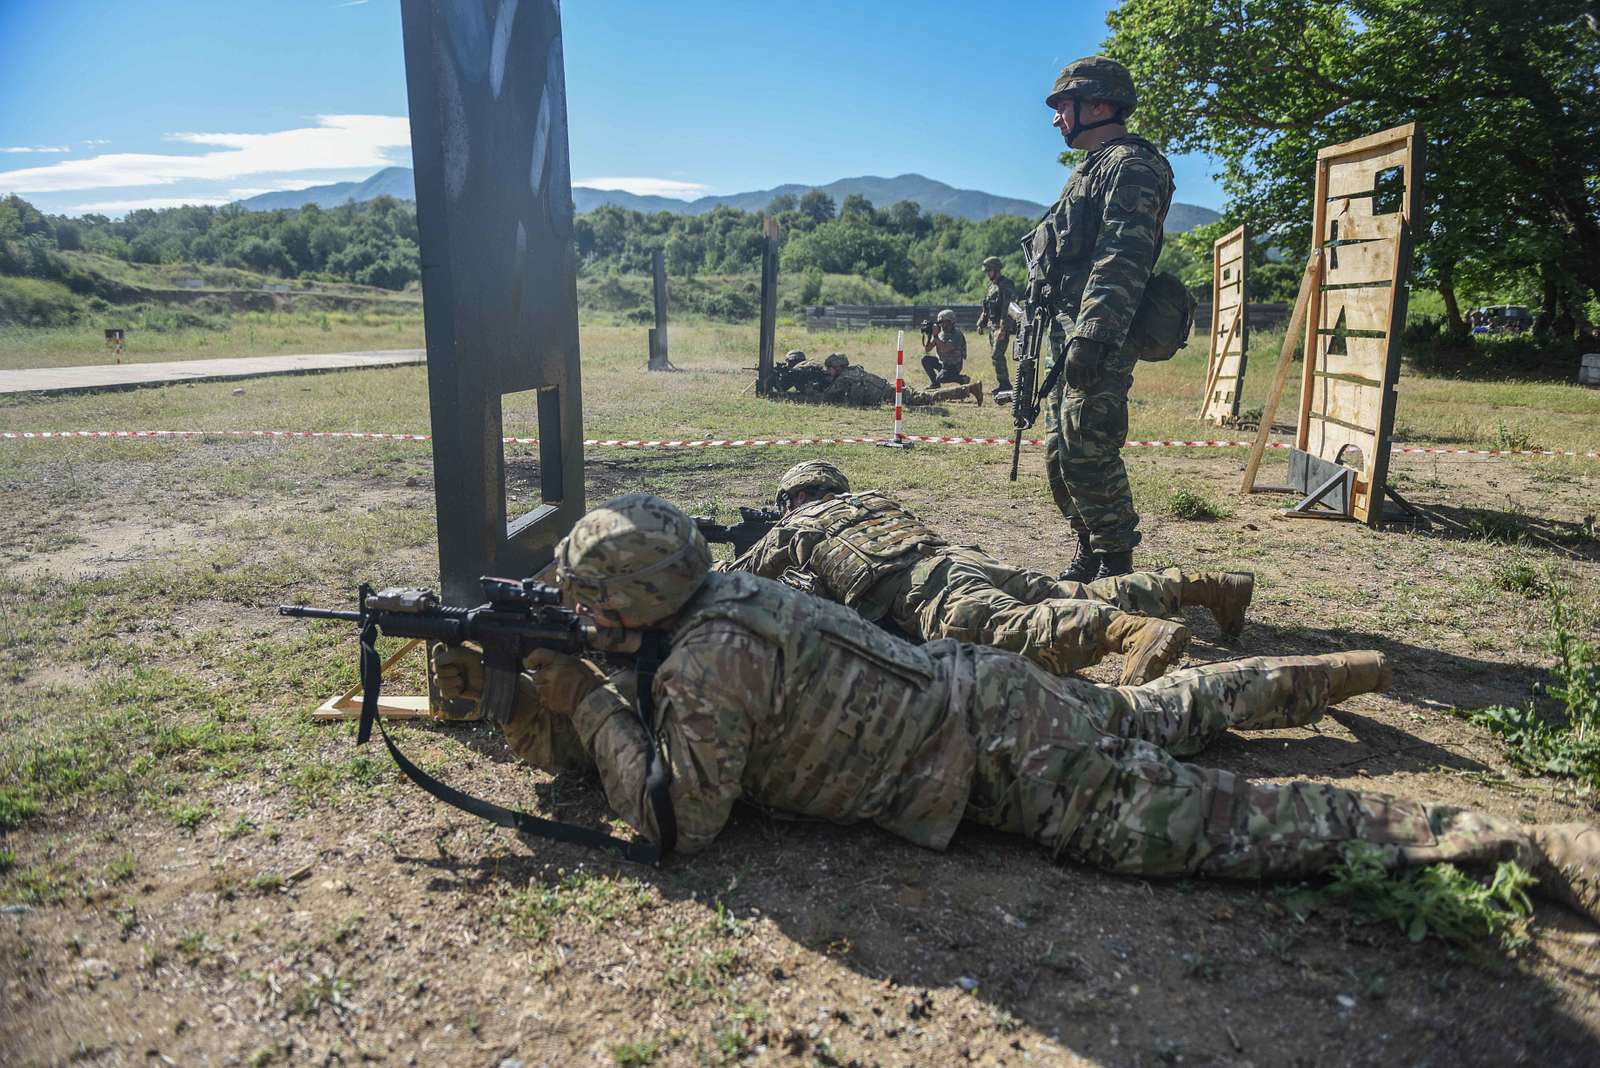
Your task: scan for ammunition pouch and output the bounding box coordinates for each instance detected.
[1122,271,1196,362]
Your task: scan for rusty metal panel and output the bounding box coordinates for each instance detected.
[401,0,584,603]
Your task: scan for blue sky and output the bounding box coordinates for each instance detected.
[0,0,1226,217]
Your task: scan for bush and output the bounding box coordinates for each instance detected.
[1404,318,1589,380]
[0,275,82,326]
[699,288,757,321]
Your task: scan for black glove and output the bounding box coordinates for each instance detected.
[1063,337,1108,392]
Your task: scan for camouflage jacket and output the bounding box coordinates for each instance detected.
[773,360,831,396]
[927,327,967,366]
[569,571,977,854]
[1023,135,1173,349]
[728,491,946,620]
[978,274,1017,333]
[820,365,896,407]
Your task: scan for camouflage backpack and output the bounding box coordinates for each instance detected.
[1123,271,1196,362]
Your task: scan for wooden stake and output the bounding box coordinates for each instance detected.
[1240,252,1322,494]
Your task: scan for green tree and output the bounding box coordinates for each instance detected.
[1105,0,1600,334]
[798,190,836,225]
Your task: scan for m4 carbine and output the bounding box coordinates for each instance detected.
[693,505,781,555]
[279,576,675,863]
[1000,287,1061,481]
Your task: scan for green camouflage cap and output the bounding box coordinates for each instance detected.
[823,352,850,370]
[982,256,1003,269]
[937,308,957,323]
[1046,55,1137,113]
[777,459,850,502]
[554,493,710,626]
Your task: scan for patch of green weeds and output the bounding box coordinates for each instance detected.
[1458,595,1600,788]
[288,972,354,1017]
[176,930,216,961]
[612,1039,661,1067]
[1180,951,1220,980]
[105,853,136,884]
[1288,842,1535,950]
[507,869,657,942]
[1167,485,1231,521]
[171,803,212,831]
[249,872,285,895]
[222,816,256,840]
[1493,420,1541,453]
[1489,557,1558,599]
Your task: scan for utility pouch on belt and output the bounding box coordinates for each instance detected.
[1122,271,1196,362]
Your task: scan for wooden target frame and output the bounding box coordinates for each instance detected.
[1242,123,1422,527]
[1199,224,1248,424]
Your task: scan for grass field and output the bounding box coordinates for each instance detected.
[2,316,1599,1065]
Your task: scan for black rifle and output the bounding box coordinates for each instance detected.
[279,577,676,864]
[694,505,781,555]
[1003,283,1061,481]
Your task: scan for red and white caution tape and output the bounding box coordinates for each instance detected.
[1,428,1595,459]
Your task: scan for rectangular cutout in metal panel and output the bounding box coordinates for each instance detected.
[502,386,564,540]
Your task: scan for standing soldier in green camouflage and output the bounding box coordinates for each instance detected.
[920,309,969,387]
[1028,56,1173,582]
[432,494,1600,926]
[975,256,1018,394]
[729,460,1254,685]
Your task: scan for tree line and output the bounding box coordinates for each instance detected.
[1106,0,1600,340]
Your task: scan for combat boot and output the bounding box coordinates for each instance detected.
[1180,572,1256,638]
[1097,550,1134,580]
[1319,651,1392,704]
[1105,613,1190,686]
[969,381,984,406]
[1059,521,1099,583]
[1530,823,1600,925]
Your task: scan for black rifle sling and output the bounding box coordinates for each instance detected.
[356,622,673,865]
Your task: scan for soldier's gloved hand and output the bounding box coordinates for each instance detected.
[1063,337,1108,391]
[524,648,611,717]
[432,645,485,704]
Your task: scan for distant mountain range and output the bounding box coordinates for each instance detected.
[236,167,1221,232]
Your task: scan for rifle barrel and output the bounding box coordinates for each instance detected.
[278,605,362,622]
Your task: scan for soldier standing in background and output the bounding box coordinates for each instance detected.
[431,493,1600,931]
[975,256,1018,394]
[1028,57,1174,582]
[920,309,969,386]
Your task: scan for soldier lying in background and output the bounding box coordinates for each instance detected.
[774,352,982,408]
[725,460,1255,685]
[432,493,1600,930]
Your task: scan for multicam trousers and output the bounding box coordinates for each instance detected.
[1043,336,1141,553]
[881,548,1184,676]
[961,652,1538,878]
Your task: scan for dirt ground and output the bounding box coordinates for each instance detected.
[1,354,1598,1065]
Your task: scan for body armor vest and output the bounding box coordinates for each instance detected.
[786,492,947,613]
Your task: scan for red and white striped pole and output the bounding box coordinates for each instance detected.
[878,330,914,449]
[892,329,905,441]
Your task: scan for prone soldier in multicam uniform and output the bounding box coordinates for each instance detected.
[975,256,1018,394]
[920,309,969,387]
[1029,56,1176,582]
[784,353,982,408]
[433,494,1600,927]
[728,460,1256,686]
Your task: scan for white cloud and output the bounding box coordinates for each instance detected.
[335,0,370,6]
[573,176,709,199]
[0,146,71,154]
[82,139,111,146]
[0,115,410,194]
[70,195,234,215]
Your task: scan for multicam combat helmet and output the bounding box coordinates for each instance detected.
[982,256,1003,270]
[784,349,807,366]
[1046,55,1137,114]
[936,309,957,324]
[776,459,851,510]
[823,352,850,370]
[553,493,711,627]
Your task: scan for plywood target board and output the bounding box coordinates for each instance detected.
[1296,123,1421,525]
[1200,224,1248,424]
